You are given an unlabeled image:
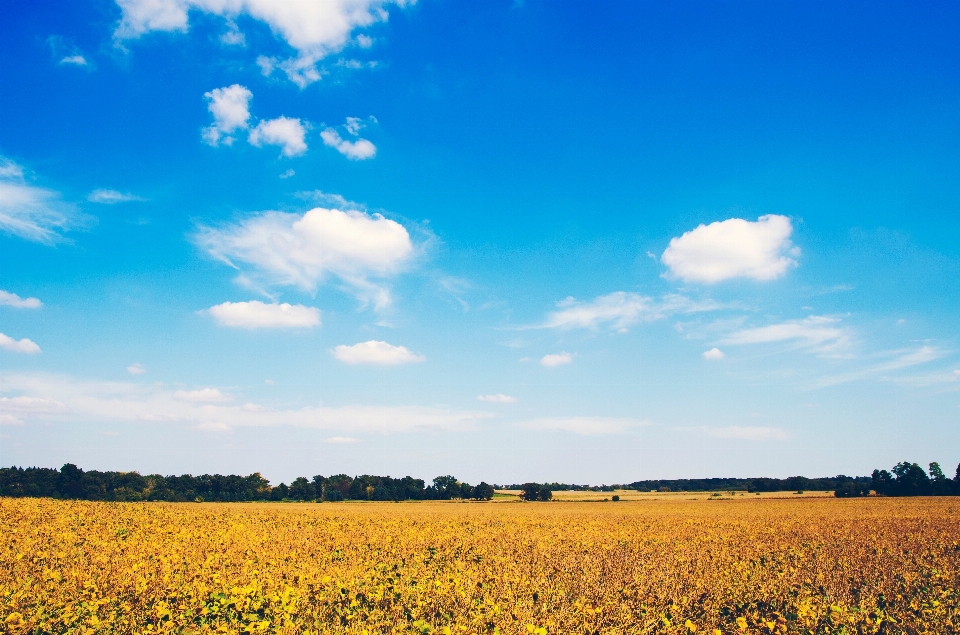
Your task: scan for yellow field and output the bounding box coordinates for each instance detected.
[1,497,957,634]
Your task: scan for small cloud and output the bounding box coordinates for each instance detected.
[322,436,360,444]
[279,169,295,179]
[477,394,518,403]
[540,352,572,367]
[202,84,252,147]
[60,55,88,66]
[195,421,231,433]
[87,189,144,204]
[703,347,725,360]
[126,363,146,375]
[249,117,308,157]
[320,119,376,160]
[174,388,233,403]
[205,301,321,329]
[0,333,41,354]
[356,34,374,48]
[0,156,91,244]
[264,379,276,385]
[897,319,907,325]
[0,414,25,426]
[220,20,245,45]
[332,341,425,365]
[0,290,42,309]
[662,214,798,283]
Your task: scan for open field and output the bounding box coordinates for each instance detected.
[1,497,957,634]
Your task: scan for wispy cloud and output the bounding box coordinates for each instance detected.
[812,346,945,388]
[87,189,145,204]
[521,416,643,435]
[720,315,850,354]
[537,291,723,332]
[477,394,518,403]
[0,157,91,244]
[695,426,789,441]
[0,373,494,434]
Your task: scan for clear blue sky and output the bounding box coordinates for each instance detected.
[1,0,958,485]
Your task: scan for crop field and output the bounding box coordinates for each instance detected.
[1,497,957,634]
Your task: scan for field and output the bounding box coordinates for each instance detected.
[1,497,957,634]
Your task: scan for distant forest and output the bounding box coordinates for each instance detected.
[0,460,957,502]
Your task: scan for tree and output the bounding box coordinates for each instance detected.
[472,482,495,501]
[520,483,552,501]
[890,462,930,496]
[432,475,459,499]
[289,477,314,501]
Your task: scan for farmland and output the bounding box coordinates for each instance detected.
[1,496,957,634]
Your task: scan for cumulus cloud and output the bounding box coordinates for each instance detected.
[126,363,146,375]
[662,215,798,283]
[87,189,144,204]
[0,373,491,433]
[0,157,89,244]
[206,301,320,329]
[194,206,414,310]
[700,426,788,441]
[202,84,252,146]
[0,291,42,309]
[0,333,41,354]
[332,341,425,365]
[0,414,25,426]
[248,117,308,157]
[540,292,722,332]
[522,417,640,435]
[173,388,233,403]
[320,118,376,160]
[540,352,572,367]
[477,394,518,403]
[720,316,848,352]
[703,347,725,360]
[113,0,409,87]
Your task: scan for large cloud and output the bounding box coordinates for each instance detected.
[206,301,321,329]
[113,0,410,87]
[0,373,490,434]
[0,158,88,244]
[332,340,424,365]
[195,206,415,310]
[662,215,798,283]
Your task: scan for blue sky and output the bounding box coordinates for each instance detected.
[1,0,958,485]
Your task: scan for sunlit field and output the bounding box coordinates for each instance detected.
[2,497,957,634]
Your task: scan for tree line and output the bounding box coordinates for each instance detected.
[0,464,494,502]
[835,461,960,497]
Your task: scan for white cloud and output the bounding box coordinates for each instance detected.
[522,416,639,435]
[701,426,788,441]
[279,169,295,179]
[87,189,144,204]
[206,301,321,329]
[0,334,41,354]
[322,436,360,444]
[173,388,233,403]
[249,116,308,157]
[60,54,88,66]
[0,290,42,309]
[126,363,146,375]
[220,20,245,45]
[477,394,518,403]
[195,421,231,432]
[332,340,425,365]
[540,352,572,367]
[113,0,409,87]
[720,315,848,352]
[539,292,723,332]
[195,206,414,309]
[703,347,725,360]
[202,84,252,146]
[813,346,944,388]
[0,157,88,244]
[0,373,492,433]
[321,126,376,160]
[662,214,798,283]
[0,414,25,426]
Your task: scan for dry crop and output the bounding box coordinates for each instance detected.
[1,497,957,634]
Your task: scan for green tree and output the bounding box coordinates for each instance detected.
[472,482,494,500]
[289,477,314,500]
[520,483,552,501]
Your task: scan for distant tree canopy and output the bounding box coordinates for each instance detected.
[865,461,960,497]
[0,464,495,503]
[519,483,553,501]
